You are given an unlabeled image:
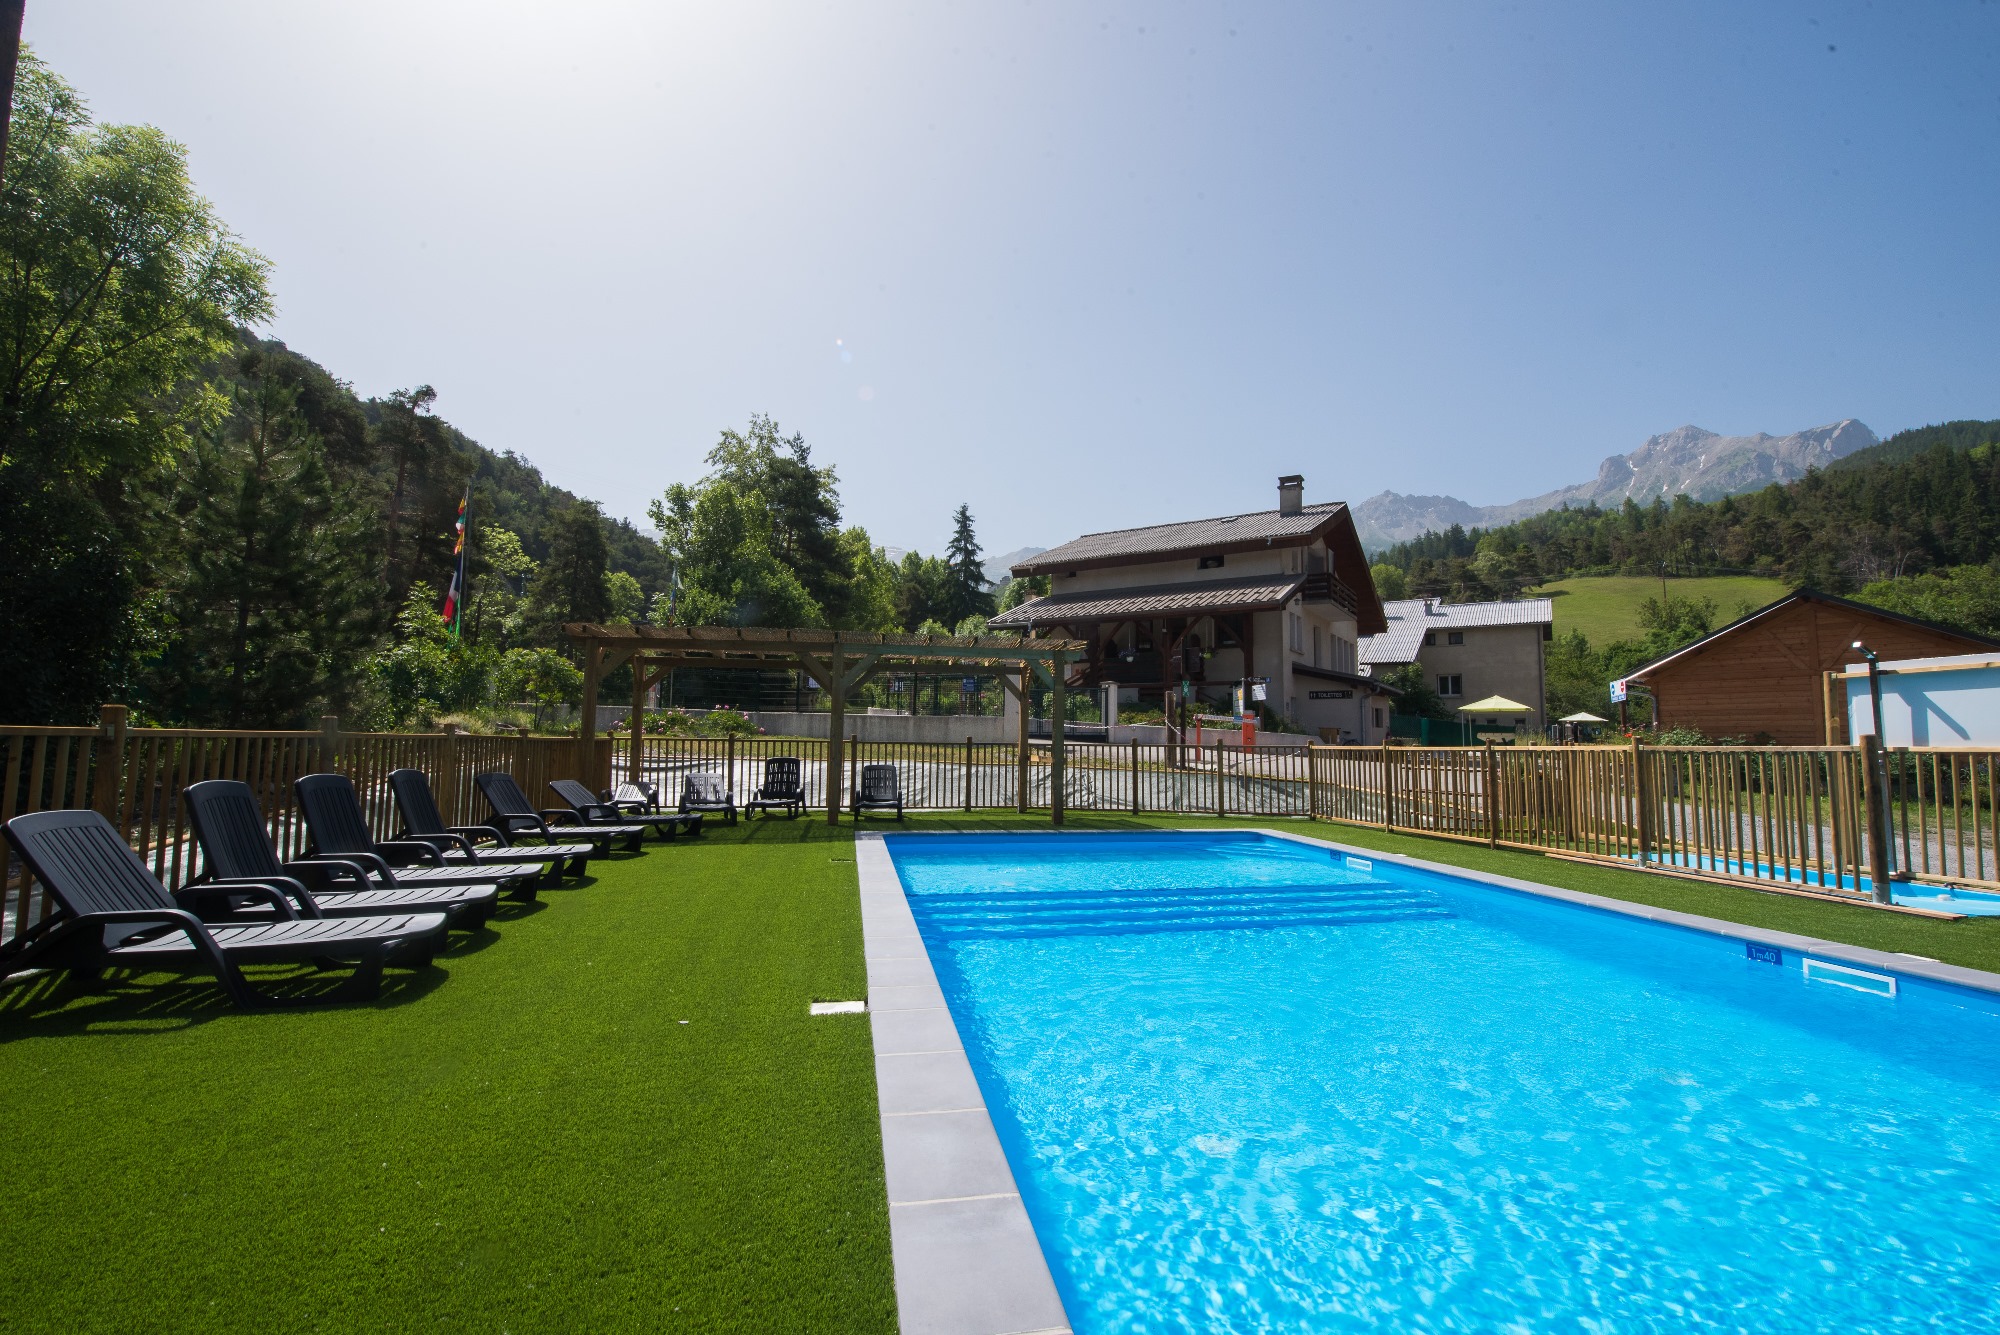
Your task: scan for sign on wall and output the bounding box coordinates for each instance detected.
[1608,678,1628,703]
[1308,689,1353,700]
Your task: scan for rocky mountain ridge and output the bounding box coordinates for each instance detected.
[1353,420,1878,550]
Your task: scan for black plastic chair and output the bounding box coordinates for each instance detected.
[475,772,643,854]
[1,808,446,1006]
[185,779,501,926]
[295,774,547,890]
[853,764,905,821]
[744,757,807,819]
[678,772,737,824]
[388,768,595,882]
[549,778,701,840]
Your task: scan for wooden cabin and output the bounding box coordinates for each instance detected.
[1622,589,1999,744]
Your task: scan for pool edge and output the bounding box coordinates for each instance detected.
[1249,826,2000,998]
[856,832,1073,1335]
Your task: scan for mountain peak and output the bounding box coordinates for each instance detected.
[1354,419,1878,550]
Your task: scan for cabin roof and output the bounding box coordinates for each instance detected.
[1359,597,1555,665]
[1011,502,1351,576]
[987,573,1305,629]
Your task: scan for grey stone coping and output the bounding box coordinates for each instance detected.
[1252,826,2000,997]
[854,833,1072,1335]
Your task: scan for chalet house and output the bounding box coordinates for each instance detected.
[987,476,1394,742]
[1359,598,1555,732]
[1621,588,1999,744]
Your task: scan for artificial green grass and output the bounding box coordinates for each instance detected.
[1528,573,1791,645]
[6,811,1998,1334]
[0,821,893,1334]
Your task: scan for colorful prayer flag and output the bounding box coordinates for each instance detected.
[440,486,469,635]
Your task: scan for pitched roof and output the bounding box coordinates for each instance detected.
[987,574,1305,629]
[1624,588,2000,684]
[1358,597,1555,666]
[1011,502,1351,575]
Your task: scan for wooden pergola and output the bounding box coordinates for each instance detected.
[560,624,1089,824]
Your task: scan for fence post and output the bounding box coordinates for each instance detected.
[1308,744,1321,821]
[1860,732,1893,903]
[1381,743,1396,830]
[91,704,129,821]
[1131,740,1141,816]
[1016,667,1030,814]
[726,732,736,807]
[1483,742,1498,848]
[441,722,463,824]
[320,714,341,771]
[964,736,973,812]
[1632,737,1653,863]
[1214,742,1225,818]
[849,734,860,819]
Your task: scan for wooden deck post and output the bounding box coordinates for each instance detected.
[1049,656,1067,826]
[826,650,847,824]
[1016,666,1031,813]
[91,704,128,821]
[1860,732,1893,902]
[1381,742,1395,830]
[1632,737,1653,862]
[1483,742,1498,848]
[629,661,648,786]
[440,722,463,824]
[320,714,341,770]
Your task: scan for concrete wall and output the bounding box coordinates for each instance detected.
[1412,624,1548,730]
[1844,657,2000,746]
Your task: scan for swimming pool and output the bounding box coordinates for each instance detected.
[885,830,2000,1333]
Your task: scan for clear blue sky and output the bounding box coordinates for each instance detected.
[30,2,2000,560]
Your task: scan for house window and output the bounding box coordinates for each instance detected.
[1437,674,1463,697]
[1423,631,1436,646]
[1290,613,1304,653]
[1312,625,1323,668]
[1199,553,1225,570]
[1373,707,1384,728]
[1447,631,1464,645]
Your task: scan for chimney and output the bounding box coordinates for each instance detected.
[1277,474,1304,517]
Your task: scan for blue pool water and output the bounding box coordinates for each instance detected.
[886,831,2000,1333]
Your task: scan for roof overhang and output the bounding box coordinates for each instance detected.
[988,575,1306,630]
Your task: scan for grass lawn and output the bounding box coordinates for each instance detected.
[1530,573,1791,645]
[4,811,1997,1332]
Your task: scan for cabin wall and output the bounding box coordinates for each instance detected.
[1645,602,1990,744]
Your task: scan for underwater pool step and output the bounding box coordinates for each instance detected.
[910,882,1453,939]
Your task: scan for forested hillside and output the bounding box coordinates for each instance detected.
[1373,418,2000,601]
[0,52,995,727]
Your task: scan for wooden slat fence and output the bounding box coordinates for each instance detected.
[3,711,607,943]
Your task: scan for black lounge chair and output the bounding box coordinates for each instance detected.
[744,757,807,819]
[387,768,596,882]
[185,779,500,928]
[678,771,737,824]
[295,774,546,894]
[853,764,905,820]
[549,778,701,840]
[1,808,447,1006]
[475,772,645,854]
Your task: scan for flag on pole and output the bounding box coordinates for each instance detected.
[440,486,470,635]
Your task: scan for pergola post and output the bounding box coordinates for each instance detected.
[1050,653,1067,827]
[628,662,651,786]
[826,649,847,824]
[578,644,602,785]
[1015,665,1031,813]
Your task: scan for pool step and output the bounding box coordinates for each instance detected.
[910,881,1451,940]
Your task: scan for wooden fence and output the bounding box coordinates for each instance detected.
[3,709,607,941]
[9,709,1997,938]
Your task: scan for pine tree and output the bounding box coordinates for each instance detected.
[942,504,994,628]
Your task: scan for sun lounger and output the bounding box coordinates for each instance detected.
[853,764,905,820]
[387,768,596,881]
[185,779,500,926]
[2,808,446,1006]
[743,756,807,819]
[475,772,646,854]
[678,771,737,824]
[548,778,701,840]
[294,774,547,891]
